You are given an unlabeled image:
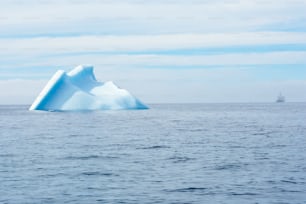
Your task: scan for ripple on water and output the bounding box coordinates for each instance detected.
[165,187,208,193]
[0,154,15,158]
[214,163,248,171]
[167,156,196,163]
[62,155,119,160]
[163,187,216,196]
[229,192,259,196]
[136,145,171,150]
[80,172,115,176]
[280,179,298,184]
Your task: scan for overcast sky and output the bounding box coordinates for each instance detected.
[1,0,306,104]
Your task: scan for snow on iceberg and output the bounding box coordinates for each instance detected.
[29,65,148,111]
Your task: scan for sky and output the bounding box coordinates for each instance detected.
[0,0,306,104]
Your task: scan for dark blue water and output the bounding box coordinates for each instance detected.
[1,103,306,204]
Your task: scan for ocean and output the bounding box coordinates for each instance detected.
[1,103,306,204]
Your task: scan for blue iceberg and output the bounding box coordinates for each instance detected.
[29,65,148,111]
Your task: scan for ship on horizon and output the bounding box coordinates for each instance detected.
[276,93,285,103]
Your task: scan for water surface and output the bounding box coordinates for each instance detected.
[1,103,306,203]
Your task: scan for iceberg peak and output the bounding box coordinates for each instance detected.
[29,65,148,111]
[67,65,100,92]
[68,65,96,80]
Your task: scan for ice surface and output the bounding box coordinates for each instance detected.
[29,65,148,111]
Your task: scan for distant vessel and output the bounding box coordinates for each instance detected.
[276,93,285,103]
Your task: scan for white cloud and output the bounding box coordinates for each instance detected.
[1,32,306,57]
[55,51,306,67]
[0,80,45,104]
[1,51,306,72]
[1,0,306,35]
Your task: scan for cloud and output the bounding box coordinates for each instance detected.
[1,0,306,35]
[42,51,306,67]
[1,51,306,73]
[1,32,306,56]
[1,32,305,75]
[0,80,45,104]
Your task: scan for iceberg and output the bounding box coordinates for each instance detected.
[29,65,148,111]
